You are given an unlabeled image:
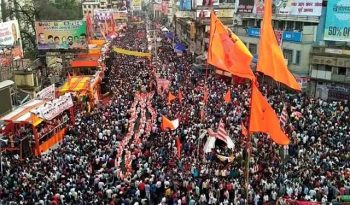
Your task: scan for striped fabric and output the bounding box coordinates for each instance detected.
[216,119,228,143]
[280,105,288,127]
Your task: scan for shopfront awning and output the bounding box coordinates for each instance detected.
[0,99,45,126]
[71,59,99,68]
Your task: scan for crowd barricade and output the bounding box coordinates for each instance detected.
[277,197,350,205]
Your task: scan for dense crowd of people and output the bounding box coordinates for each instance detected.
[0,16,349,205]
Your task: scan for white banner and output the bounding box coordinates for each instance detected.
[33,93,74,121]
[36,84,55,100]
[276,0,323,16]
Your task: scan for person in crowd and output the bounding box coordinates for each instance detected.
[0,17,349,205]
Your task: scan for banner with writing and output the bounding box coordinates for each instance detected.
[113,47,151,57]
[36,84,56,100]
[33,93,74,121]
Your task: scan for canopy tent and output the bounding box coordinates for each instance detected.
[1,99,45,126]
[174,43,186,53]
[71,56,99,68]
[59,76,91,94]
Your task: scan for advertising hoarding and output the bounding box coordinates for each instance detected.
[0,20,23,59]
[132,0,142,11]
[196,9,233,18]
[180,0,192,10]
[237,0,254,13]
[247,27,302,42]
[276,0,322,16]
[253,0,322,16]
[324,0,350,42]
[35,21,87,50]
[94,9,127,21]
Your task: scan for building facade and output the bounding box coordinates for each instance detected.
[174,0,234,57]
[82,0,102,15]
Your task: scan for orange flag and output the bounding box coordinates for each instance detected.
[257,0,301,91]
[224,89,231,103]
[249,83,290,145]
[178,90,183,103]
[241,122,248,137]
[161,116,179,130]
[208,11,255,81]
[167,92,176,104]
[175,137,182,159]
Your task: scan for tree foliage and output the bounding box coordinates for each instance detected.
[2,0,83,58]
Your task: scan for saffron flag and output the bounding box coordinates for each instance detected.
[224,89,231,103]
[241,122,248,137]
[175,137,182,159]
[162,116,179,130]
[257,0,301,91]
[167,92,176,104]
[249,83,290,145]
[178,90,183,103]
[208,11,255,80]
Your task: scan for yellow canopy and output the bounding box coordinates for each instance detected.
[59,76,90,94]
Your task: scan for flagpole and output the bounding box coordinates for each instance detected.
[245,80,255,205]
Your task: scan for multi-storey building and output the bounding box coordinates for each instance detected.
[233,0,324,92]
[308,0,350,100]
[174,0,234,58]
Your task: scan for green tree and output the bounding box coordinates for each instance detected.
[3,0,83,58]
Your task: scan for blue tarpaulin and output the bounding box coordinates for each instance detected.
[165,32,174,39]
[174,43,186,52]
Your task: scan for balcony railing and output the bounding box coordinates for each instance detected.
[311,69,332,80]
[239,13,320,23]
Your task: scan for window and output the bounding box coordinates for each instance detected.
[325,65,332,72]
[248,19,255,27]
[278,21,285,30]
[242,20,248,27]
[256,20,262,27]
[249,43,257,55]
[338,67,346,75]
[294,50,301,65]
[283,49,293,65]
[295,21,303,31]
[286,21,294,31]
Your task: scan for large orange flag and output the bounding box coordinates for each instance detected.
[257,0,301,91]
[208,11,256,81]
[249,83,290,145]
[224,89,231,103]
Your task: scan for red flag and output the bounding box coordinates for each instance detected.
[175,137,182,159]
[178,90,183,103]
[224,89,231,103]
[249,83,290,145]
